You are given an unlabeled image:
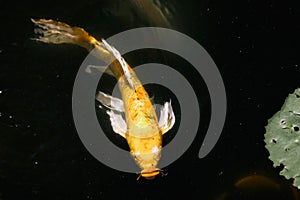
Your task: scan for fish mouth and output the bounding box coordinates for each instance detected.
[140,169,161,179]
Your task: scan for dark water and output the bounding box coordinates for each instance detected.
[0,0,299,199]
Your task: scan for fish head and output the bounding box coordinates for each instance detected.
[133,145,161,168]
[133,148,161,179]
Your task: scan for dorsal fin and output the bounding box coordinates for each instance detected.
[101,39,135,89]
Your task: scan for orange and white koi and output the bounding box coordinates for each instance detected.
[32,19,175,179]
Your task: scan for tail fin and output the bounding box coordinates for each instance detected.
[31,19,99,51]
[31,19,134,81]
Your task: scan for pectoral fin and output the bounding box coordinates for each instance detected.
[158,100,175,134]
[96,91,125,112]
[106,110,127,138]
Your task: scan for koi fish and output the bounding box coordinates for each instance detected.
[103,0,173,28]
[32,19,175,179]
[128,0,172,27]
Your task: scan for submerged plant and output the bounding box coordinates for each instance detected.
[265,88,300,189]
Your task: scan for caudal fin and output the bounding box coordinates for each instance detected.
[31,19,99,51]
[31,18,135,81]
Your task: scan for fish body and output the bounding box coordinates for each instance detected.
[32,19,175,179]
[100,40,164,178]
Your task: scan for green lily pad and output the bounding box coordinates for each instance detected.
[265,88,300,189]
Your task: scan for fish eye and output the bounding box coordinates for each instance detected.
[133,155,142,162]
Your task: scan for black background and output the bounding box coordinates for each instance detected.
[0,0,299,199]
